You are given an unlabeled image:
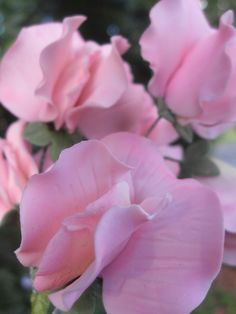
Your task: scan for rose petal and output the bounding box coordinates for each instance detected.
[224,231,236,266]
[140,0,210,97]
[167,11,235,118]
[49,204,150,311]
[197,159,236,233]
[102,133,175,203]
[102,182,223,314]
[16,140,132,266]
[33,181,131,291]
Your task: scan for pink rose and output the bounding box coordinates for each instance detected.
[0,120,38,221]
[0,17,129,133]
[16,133,223,313]
[197,159,236,266]
[140,0,236,139]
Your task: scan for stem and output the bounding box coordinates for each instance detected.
[164,156,182,163]
[145,116,162,137]
[39,146,48,173]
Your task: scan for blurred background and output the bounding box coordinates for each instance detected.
[0,0,236,313]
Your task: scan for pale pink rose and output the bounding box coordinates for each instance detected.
[0,16,130,133]
[0,120,38,221]
[197,159,236,266]
[16,133,223,313]
[140,0,236,139]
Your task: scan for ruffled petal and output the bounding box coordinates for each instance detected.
[33,181,131,291]
[140,0,211,97]
[167,11,236,118]
[16,140,132,266]
[49,204,150,311]
[102,182,223,314]
[102,133,175,203]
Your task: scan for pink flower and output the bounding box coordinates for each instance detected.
[0,17,129,133]
[197,159,236,266]
[0,120,38,221]
[140,0,236,139]
[16,132,223,313]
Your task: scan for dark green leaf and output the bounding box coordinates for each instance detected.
[24,123,51,147]
[185,140,209,160]
[52,279,106,314]
[49,132,77,161]
[182,157,220,178]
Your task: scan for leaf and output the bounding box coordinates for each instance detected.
[49,131,77,161]
[185,140,209,160]
[24,123,51,147]
[24,122,82,161]
[182,157,220,178]
[52,279,106,314]
[31,291,50,314]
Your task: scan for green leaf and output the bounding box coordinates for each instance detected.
[185,140,209,160]
[24,123,51,147]
[24,122,82,161]
[49,131,77,161]
[182,157,220,178]
[53,279,106,314]
[31,291,50,314]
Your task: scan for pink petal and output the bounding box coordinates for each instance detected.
[197,159,236,233]
[148,118,178,146]
[102,133,175,203]
[224,231,236,266]
[49,204,150,311]
[6,120,38,177]
[66,40,128,132]
[0,22,63,121]
[102,182,223,314]
[140,0,211,97]
[36,16,86,124]
[76,83,156,139]
[33,181,131,291]
[159,144,183,176]
[167,11,235,118]
[16,140,132,266]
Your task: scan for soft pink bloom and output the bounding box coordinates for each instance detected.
[0,120,38,221]
[0,16,130,133]
[197,159,236,266]
[140,0,236,139]
[16,133,223,313]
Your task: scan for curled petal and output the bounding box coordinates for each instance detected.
[49,204,151,311]
[16,140,132,266]
[102,182,223,314]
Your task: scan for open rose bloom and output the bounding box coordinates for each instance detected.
[16,133,224,313]
[140,0,236,139]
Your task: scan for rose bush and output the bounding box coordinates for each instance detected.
[16,133,223,313]
[140,0,236,139]
[0,120,38,221]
